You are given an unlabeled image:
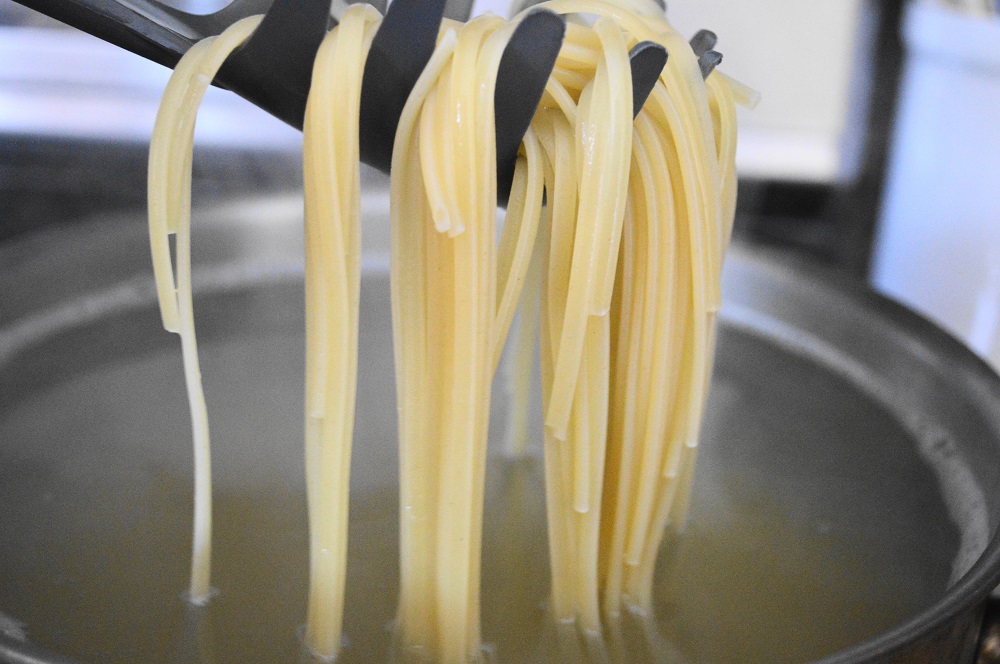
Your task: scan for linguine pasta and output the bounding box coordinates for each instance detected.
[147,1,753,660]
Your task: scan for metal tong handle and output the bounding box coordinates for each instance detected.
[12,0,272,69]
[216,0,667,203]
[215,0,332,130]
[225,0,573,204]
[689,28,723,78]
[14,0,668,205]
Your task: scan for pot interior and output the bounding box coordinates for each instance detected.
[2,197,999,663]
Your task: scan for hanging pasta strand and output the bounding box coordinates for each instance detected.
[300,6,381,658]
[391,27,458,657]
[390,13,545,661]
[148,14,263,606]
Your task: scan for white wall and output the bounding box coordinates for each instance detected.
[478,0,863,181]
[663,1,863,181]
[3,0,864,182]
[871,3,1000,368]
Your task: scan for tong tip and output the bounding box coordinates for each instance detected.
[698,49,723,79]
[629,41,668,118]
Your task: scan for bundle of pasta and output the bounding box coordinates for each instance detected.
[388,1,755,652]
[301,6,381,658]
[147,0,756,661]
[388,13,545,661]
[506,0,757,634]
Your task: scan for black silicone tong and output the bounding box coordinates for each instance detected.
[14,0,669,203]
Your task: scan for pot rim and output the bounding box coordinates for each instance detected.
[746,249,1000,663]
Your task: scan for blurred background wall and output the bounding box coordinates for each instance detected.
[0,0,868,242]
[3,0,1000,365]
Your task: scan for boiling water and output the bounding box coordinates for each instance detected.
[0,451,934,664]
[0,278,956,663]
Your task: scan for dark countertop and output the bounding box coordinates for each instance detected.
[0,135,303,241]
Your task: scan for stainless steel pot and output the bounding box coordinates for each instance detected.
[2,196,1000,663]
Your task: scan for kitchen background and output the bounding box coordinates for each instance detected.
[2,0,998,362]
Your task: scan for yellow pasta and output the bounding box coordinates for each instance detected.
[148,14,263,606]
[390,16,521,660]
[301,5,381,658]
[523,0,750,628]
[149,0,751,660]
